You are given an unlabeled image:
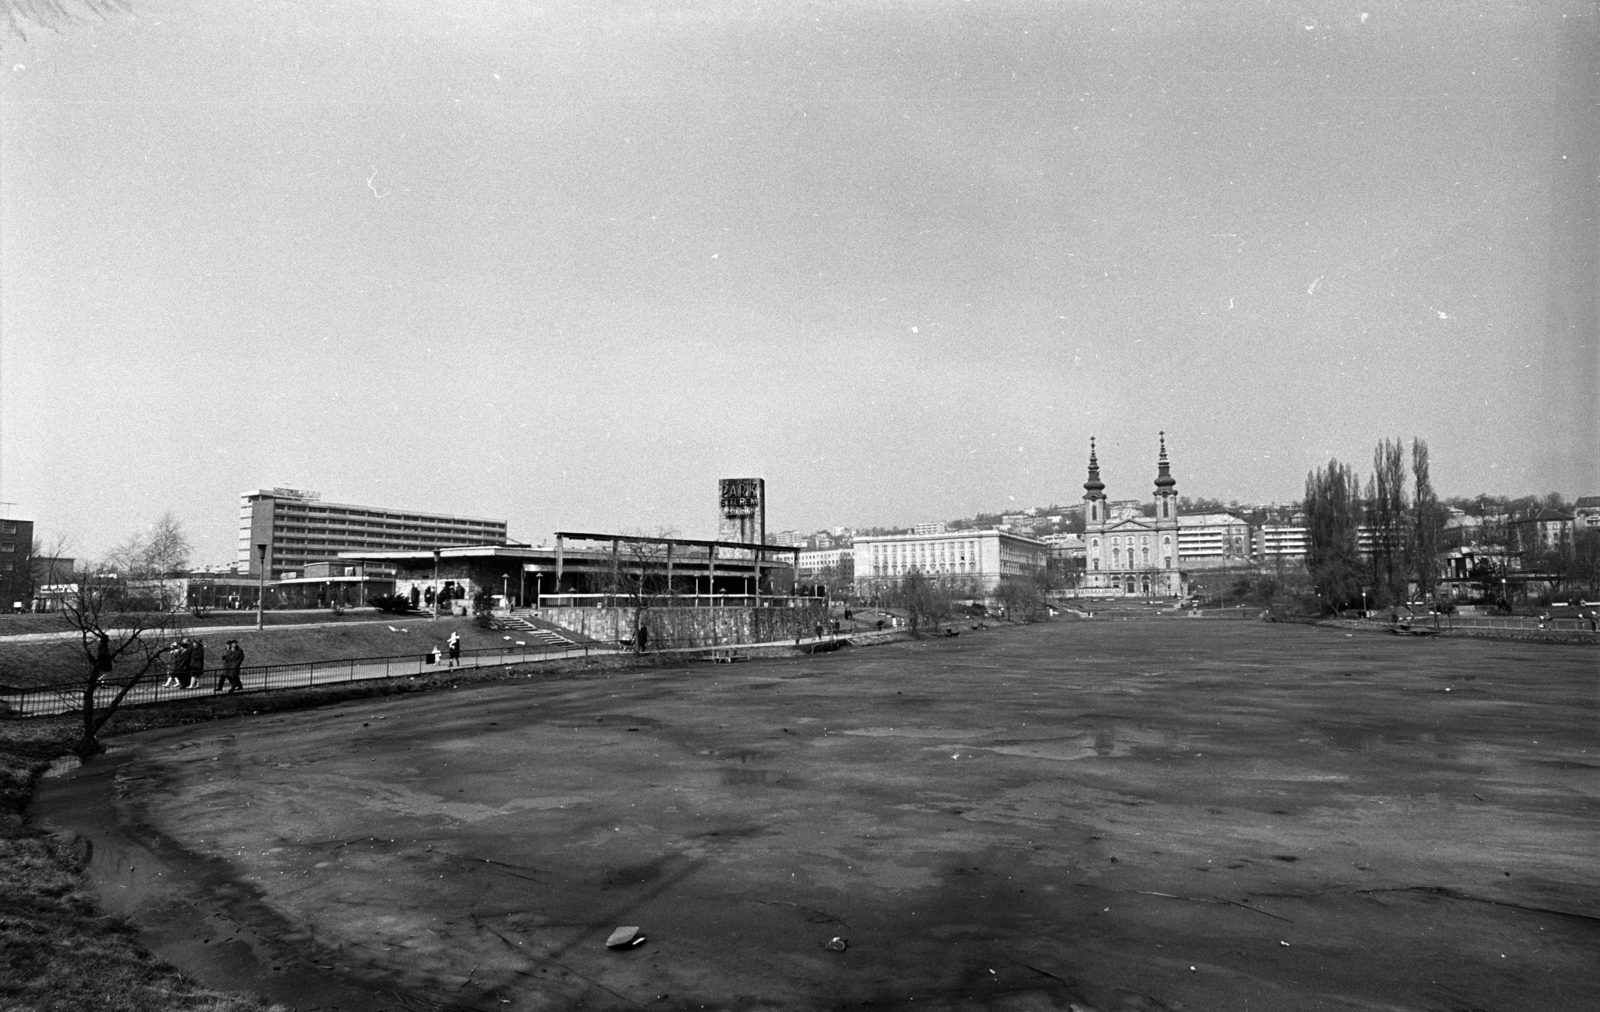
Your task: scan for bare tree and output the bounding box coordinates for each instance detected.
[104,511,192,609]
[142,510,192,576]
[57,568,182,757]
[110,510,192,578]
[814,557,855,600]
[887,570,952,633]
[589,531,679,648]
[1573,529,1600,599]
[29,532,75,603]
[993,573,1051,623]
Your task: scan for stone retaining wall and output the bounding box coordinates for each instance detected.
[531,602,830,649]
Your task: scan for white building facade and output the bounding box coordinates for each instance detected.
[1176,512,1254,570]
[853,529,1048,597]
[796,547,851,581]
[1255,525,1309,560]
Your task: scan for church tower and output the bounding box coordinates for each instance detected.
[1153,431,1178,523]
[1153,432,1179,572]
[1083,437,1107,527]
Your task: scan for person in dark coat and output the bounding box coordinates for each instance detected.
[636,623,649,654]
[190,638,206,687]
[94,633,113,677]
[217,639,244,693]
[173,639,195,689]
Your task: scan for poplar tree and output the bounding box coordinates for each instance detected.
[1303,459,1362,611]
[1366,438,1409,606]
[1411,438,1445,603]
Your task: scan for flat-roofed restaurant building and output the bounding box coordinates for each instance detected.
[852,529,1048,598]
[340,533,802,612]
[240,488,507,579]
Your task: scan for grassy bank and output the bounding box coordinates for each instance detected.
[0,615,526,690]
[0,608,407,639]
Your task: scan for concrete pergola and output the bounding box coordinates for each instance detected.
[551,532,801,608]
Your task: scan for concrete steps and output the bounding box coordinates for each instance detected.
[489,614,583,648]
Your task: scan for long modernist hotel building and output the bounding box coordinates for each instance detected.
[239,488,508,579]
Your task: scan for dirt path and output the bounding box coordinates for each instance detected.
[32,621,1600,1010]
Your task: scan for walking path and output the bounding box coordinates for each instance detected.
[0,616,406,646]
[3,630,904,719]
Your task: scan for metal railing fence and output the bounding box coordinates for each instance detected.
[1,640,594,718]
[1366,613,1599,634]
[0,626,875,719]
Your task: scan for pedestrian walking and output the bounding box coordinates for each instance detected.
[174,639,196,689]
[161,640,182,687]
[636,623,649,654]
[447,631,461,668]
[217,639,245,693]
[190,638,206,687]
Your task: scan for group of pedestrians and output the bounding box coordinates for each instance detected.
[158,637,245,692]
[161,638,205,689]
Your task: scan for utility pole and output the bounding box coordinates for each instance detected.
[255,544,267,631]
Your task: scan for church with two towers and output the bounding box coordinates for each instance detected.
[1081,433,1187,598]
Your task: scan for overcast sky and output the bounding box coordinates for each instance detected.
[2,1,1595,564]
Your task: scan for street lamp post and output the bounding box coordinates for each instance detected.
[255,543,267,631]
[1361,589,1367,618]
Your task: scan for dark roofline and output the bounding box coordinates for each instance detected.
[1511,509,1574,522]
[554,532,799,556]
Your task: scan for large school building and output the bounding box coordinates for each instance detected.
[851,528,1049,597]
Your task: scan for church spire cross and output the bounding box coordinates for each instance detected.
[1154,431,1177,491]
[1084,437,1106,496]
